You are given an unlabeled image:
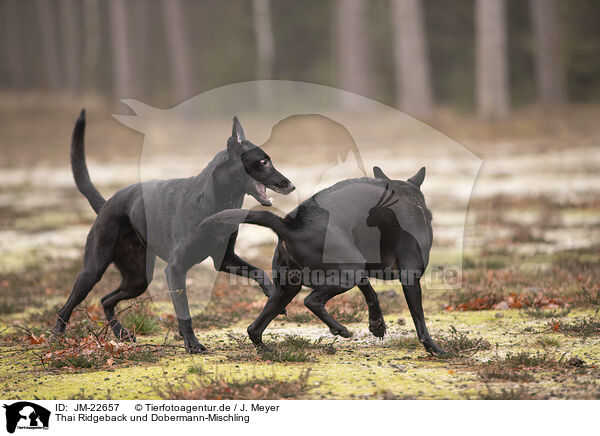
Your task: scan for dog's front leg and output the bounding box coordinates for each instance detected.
[401,280,443,355]
[215,232,276,298]
[218,253,275,296]
[217,252,290,316]
[165,262,206,354]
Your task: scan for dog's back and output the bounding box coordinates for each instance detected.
[315,178,431,262]
[203,175,433,272]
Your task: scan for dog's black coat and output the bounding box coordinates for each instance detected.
[52,110,294,353]
[202,166,442,355]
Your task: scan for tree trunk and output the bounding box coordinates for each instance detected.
[163,0,194,102]
[59,0,82,93]
[475,0,509,119]
[3,0,24,89]
[391,0,433,117]
[252,0,275,106]
[108,0,133,97]
[529,0,565,105]
[36,0,62,90]
[82,0,100,93]
[252,0,274,79]
[336,0,371,106]
[132,0,149,98]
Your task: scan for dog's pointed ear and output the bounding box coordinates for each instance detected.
[232,116,246,143]
[227,137,242,158]
[373,166,390,180]
[408,167,426,188]
[227,116,246,157]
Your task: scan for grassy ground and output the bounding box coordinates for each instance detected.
[1,246,599,400]
[1,95,599,399]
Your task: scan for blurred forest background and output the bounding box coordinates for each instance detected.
[2,0,600,401]
[2,0,600,118]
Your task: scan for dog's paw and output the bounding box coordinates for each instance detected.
[185,344,208,354]
[117,328,136,343]
[423,339,445,356]
[51,322,66,338]
[247,326,268,347]
[330,327,353,338]
[184,336,207,354]
[369,318,387,338]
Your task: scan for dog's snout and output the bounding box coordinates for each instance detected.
[276,179,295,194]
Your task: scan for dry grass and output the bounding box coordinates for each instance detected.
[224,334,336,363]
[447,245,600,312]
[436,326,491,359]
[155,366,312,400]
[479,365,534,382]
[478,386,537,400]
[550,314,600,339]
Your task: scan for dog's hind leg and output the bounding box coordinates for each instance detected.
[246,243,303,348]
[100,279,146,342]
[52,216,121,336]
[357,280,386,338]
[304,287,354,338]
[101,237,155,341]
[247,283,301,348]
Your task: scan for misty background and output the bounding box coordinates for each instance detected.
[2,0,600,118]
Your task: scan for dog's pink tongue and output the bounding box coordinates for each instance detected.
[253,182,272,206]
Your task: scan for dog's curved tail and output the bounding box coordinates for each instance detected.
[201,209,288,239]
[71,109,106,214]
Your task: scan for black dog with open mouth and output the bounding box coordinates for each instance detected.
[52,111,294,353]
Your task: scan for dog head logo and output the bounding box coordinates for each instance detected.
[3,402,50,433]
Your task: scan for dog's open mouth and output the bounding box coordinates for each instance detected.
[250,181,273,206]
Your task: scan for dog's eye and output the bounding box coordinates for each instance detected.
[260,158,269,166]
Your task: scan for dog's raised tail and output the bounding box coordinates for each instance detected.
[201,209,288,238]
[71,109,106,214]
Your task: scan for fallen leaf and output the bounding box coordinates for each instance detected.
[28,334,45,345]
